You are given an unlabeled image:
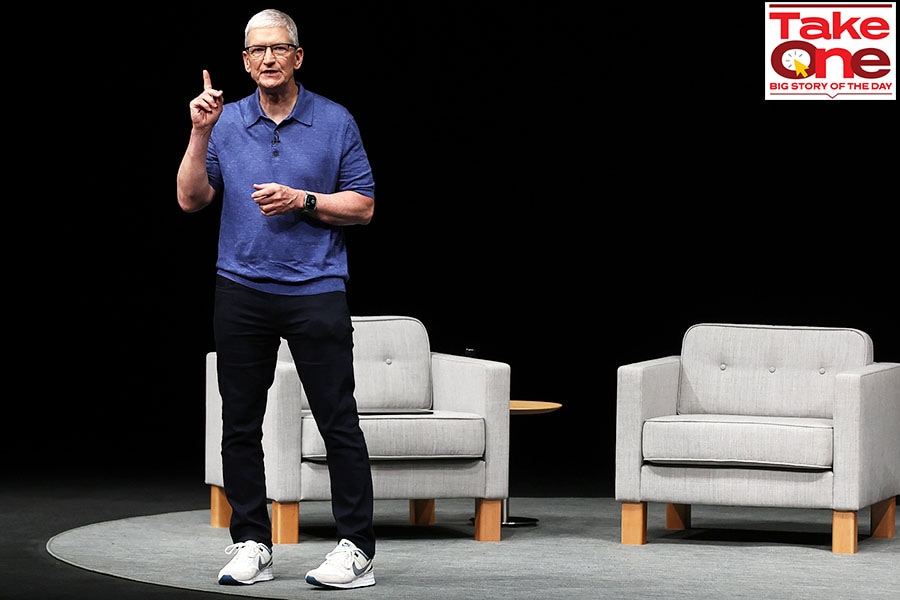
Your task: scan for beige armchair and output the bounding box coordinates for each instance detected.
[616,323,899,553]
[205,315,511,543]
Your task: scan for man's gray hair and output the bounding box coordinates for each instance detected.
[245,9,299,46]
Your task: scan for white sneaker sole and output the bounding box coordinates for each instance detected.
[218,565,274,585]
[306,571,375,589]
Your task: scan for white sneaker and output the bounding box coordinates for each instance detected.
[305,539,375,589]
[217,541,274,585]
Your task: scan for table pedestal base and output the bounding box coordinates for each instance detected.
[477,401,560,528]
[501,497,538,527]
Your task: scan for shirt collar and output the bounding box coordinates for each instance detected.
[242,82,313,127]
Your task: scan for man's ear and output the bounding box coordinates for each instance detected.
[294,47,304,69]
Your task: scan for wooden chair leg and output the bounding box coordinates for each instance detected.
[409,499,435,525]
[832,510,858,554]
[210,485,232,528]
[271,501,299,544]
[666,503,691,530]
[474,498,501,541]
[870,497,896,539]
[621,501,647,545]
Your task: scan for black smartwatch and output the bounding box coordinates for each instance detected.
[302,193,317,212]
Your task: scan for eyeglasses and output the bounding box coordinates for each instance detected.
[244,44,298,60]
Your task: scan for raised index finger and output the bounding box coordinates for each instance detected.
[202,69,213,91]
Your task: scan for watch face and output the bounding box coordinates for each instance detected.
[305,194,317,210]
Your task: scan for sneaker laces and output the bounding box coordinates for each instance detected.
[323,541,362,569]
[224,541,266,560]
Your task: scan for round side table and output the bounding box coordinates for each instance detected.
[505,400,563,526]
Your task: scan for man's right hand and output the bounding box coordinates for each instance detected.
[189,69,224,130]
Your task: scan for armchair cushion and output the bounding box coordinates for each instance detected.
[300,410,486,460]
[677,323,873,417]
[642,414,833,469]
[286,314,434,412]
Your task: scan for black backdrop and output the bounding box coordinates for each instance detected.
[16,3,897,491]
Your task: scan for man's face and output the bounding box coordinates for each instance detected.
[243,26,303,89]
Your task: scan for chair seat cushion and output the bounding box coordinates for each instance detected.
[300,410,486,460]
[642,414,833,470]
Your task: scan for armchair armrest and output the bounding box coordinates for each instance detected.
[204,352,223,487]
[260,359,304,500]
[833,362,900,510]
[204,353,305,499]
[432,352,511,499]
[615,356,681,501]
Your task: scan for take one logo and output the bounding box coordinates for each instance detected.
[764,2,896,100]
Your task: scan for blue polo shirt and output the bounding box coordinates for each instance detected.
[206,83,375,296]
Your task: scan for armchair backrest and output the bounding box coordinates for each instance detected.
[278,315,434,412]
[677,323,874,418]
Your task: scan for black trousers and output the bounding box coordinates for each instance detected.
[213,275,375,557]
